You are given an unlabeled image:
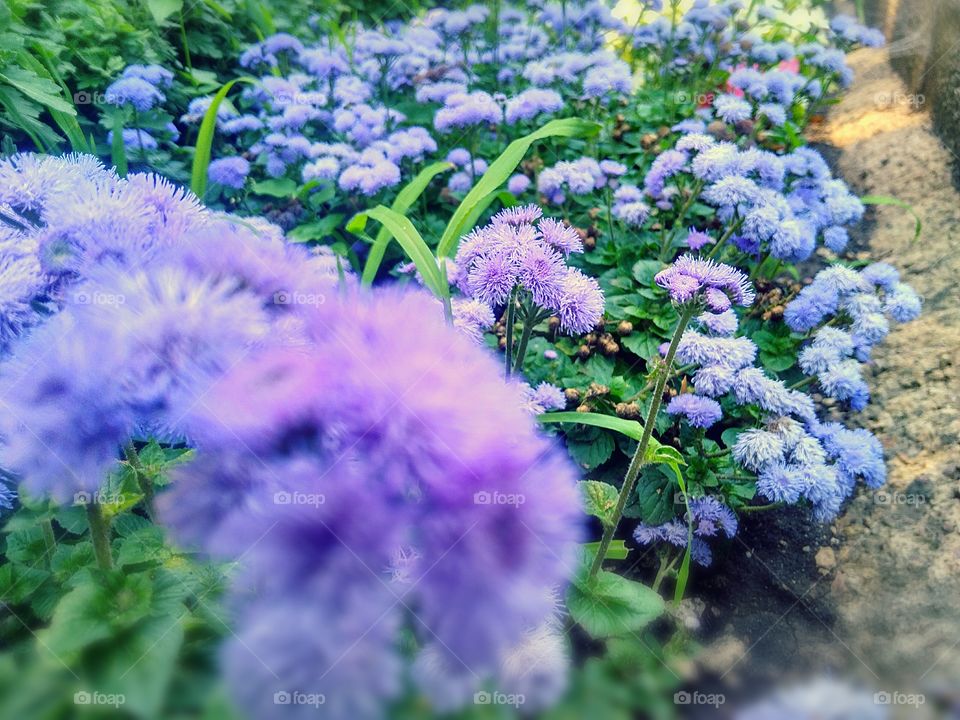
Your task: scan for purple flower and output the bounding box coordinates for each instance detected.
[666,393,722,428]
[685,229,714,250]
[208,157,251,189]
[434,91,502,132]
[105,76,164,111]
[159,288,583,717]
[655,255,755,308]
[732,429,786,472]
[505,88,563,124]
[121,64,174,88]
[556,269,604,334]
[508,173,531,195]
[713,93,752,123]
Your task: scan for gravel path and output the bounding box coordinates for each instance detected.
[688,47,960,717]
[806,45,960,708]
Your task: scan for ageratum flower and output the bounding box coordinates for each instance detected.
[655,255,755,309]
[159,288,582,720]
[455,206,604,335]
[104,76,164,111]
[434,91,502,132]
[505,88,563,124]
[208,157,251,189]
[666,393,723,428]
[121,64,174,88]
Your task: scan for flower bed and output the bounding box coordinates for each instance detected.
[0,2,920,718]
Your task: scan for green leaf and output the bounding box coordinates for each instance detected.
[250,177,297,198]
[190,77,258,199]
[635,467,677,525]
[146,0,184,23]
[539,411,643,441]
[348,205,447,299]
[107,109,127,178]
[436,117,601,257]
[0,66,74,115]
[861,194,921,242]
[581,539,630,561]
[578,481,620,527]
[568,566,665,638]
[631,259,664,286]
[360,161,453,286]
[567,433,615,469]
[287,214,344,243]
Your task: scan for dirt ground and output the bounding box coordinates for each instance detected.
[685,47,960,718]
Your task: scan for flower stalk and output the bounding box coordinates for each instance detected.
[588,303,697,580]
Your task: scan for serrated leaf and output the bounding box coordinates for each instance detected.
[568,568,665,638]
[567,433,615,469]
[578,481,620,527]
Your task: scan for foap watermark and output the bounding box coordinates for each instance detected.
[474,691,525,708]
[71,90,111,106]
[674,690,725,708]
[674,90,713,106]
[474,491,525,507]
[873,490,926,506]
[73,290,125,306]
[73,490,126,506]
[74,691,126,708]
[273,691,325,708]
[274,491,326,508]
[273,290,326,306]
[874,91,925,110]
[874,691,925,708]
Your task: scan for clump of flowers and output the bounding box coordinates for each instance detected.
[454,205,604,374]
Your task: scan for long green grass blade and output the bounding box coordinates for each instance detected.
[351,206,447,299]
[538,412,643,441]
[360,161,453,286]
[861,194,922,242]
[436,117,601,257]
[190,77,257,199]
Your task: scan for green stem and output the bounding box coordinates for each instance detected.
[512,303,540,374]
[85,502,113,571]
[179,10,193,72]
[503,287,518,379]
[124,441,155,521]
[741,502,784,513]
[41,518,56,565]
[651,550,680,593]
[789,375,817,391]
[589,303,697,580]
[707,217,744,259]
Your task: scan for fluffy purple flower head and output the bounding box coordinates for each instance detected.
[434,91,502,132]
[159,288,583,717]
[508,173,531,195]
[105,76,164,111]
[121,64,174,88]
[505,88,563,124]
[208,157,251,189]
[713,93,753,123]
[666,393,723,428]
[655,255,755,308]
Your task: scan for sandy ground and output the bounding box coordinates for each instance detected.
[810,45,960,708]
[686,47,960,718]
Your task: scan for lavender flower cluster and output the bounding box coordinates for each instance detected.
[453,205,604,334]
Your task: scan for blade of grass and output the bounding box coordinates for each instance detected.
[436,117,600,257]
[190,77,257,199]
[360,161,454,286]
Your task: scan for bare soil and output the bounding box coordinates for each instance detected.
[683,47,960,719]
